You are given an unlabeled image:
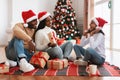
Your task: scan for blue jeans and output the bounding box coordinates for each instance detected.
[5,37,34,62]
[74,45,105,65]
[46,41,73,59]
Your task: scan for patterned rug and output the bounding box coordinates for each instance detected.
[3,62,120,76]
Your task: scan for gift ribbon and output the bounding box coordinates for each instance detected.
[31,51,48,67]
[33,58,42,67]
[52,31,57,41]
[38,52,47,62]
[50,58,64,69]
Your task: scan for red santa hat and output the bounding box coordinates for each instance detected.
[38,11,51,21]
[92,17,108,29]
[22,10,37,27]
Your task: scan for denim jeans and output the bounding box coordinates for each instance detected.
[5,37,34,62]
[74,45,105,65]
[46,41,73,59]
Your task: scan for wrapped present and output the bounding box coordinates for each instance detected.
[48,32,57,43]
[47,59,68,69]
[30,52,49,68]
[57,38,65,46]
[76,39,80,44]
[0,64,9,73]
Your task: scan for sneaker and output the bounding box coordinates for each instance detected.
[74,59,88,66]
[7,59,17,67]
[19,58,34,72]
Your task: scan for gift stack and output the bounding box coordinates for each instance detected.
[30,51,50,68]
[0,63,9,73]
[47,59,68,69]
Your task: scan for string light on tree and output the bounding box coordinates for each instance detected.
[52,0,81,40]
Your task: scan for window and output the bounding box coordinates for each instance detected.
[94,0,120,51]
[94,0,110,49]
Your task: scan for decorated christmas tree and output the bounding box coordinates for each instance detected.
[52,0,81,40]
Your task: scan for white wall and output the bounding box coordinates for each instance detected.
[12,0,48,25]
[0,0,57,46]
[72,0,84,32]
[0,0,84,46]
[0,0,9,45]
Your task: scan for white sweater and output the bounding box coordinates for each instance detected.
[35,26,57,51]
[80,33,105,59]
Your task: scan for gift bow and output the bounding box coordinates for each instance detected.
[31,51,47,67]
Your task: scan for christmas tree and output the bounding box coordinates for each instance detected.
[52,0,81,40]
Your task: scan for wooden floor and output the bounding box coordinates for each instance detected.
[0,47,120,80]
[0,75,120,80]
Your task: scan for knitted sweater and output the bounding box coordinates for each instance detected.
[12,23,35,49]
[80,33,105,59]
[35,26,57,51]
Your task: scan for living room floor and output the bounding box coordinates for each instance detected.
[0,47,120,80]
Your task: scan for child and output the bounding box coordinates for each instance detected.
[73,17,108,66]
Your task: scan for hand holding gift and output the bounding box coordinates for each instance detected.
[48,32,57,43]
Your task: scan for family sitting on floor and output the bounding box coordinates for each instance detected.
[5,9,107,72]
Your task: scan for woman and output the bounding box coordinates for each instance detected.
[74,17,108,66]
[34,11,73,60]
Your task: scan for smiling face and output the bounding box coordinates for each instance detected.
[89,20,97,31]
[28,19,38,29]
[45,16,52,27]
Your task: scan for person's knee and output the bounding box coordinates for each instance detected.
[86,47,94,52]
[47,46,63,59]
[14,38,23,43]
[74,45,82,49]
[66,41,73,46]
[14,38,24,48]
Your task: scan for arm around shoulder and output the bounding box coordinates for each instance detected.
[13,23,32,42]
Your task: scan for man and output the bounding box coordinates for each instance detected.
[5,10,37,72]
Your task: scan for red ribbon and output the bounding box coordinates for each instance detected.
[52,31,57,40]
[31,51,47,67]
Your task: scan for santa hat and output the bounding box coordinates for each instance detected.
[38,11,51,21]
[92,17,108,29]
[22,10,37,27]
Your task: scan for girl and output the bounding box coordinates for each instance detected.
[74,17,107,66]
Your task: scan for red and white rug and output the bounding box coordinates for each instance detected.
[3,62,120,76]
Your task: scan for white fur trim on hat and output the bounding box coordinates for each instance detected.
[26,16,37,23]
[39,12,51,21]
[24,23,28,27]
[92,17,99,26]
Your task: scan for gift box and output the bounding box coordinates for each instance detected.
[76,39,80,44]
[0,64,9,73]
[47,59,68,69]
[57,38,65,46]
[48,32,57,43]
[30,52,49,68]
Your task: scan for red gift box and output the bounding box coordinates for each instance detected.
[30,52,49,68]
[57,38,65,46]
[48,32,57,44]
